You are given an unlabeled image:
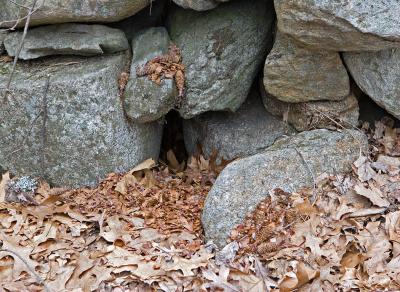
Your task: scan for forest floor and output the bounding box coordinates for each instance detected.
[0,118,399,292]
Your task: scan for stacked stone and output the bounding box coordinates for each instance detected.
[0,0,167,187]
[1,0,399,246]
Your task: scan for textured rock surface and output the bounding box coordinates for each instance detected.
[4,24,129,60]
[183,89,295,161]
[0,0,149,28]
[172,0,219,11]
[202,129,368,247]
[275,0,400,51]
[343,49,400,120]
[263,32,349,103]
[0,53,163,187]
[261,85,359,131]
[168,0,274,118]
[172,0,230,11]
[123,27,177,123]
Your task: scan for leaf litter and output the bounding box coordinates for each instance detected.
[136,44,185,99]
[0,119,399,291]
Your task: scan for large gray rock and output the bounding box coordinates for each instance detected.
[343,49,400,120]
[168,0,274,118]
[0,0,149,28]
[0,53,163,187]
[261,85,359,131]
[4,24,129,60]
[123,27,177,123]
[183,89,295,161]
[275,0,400,51]
[263,32,350,103]
[202,129,368,247]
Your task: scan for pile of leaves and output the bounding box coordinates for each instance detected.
[0,120,399,291]
[136,44,185,98]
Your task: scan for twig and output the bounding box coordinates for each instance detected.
[306,104,366,156]
[0,248,50,292]
[294,147,317,204]
[3,0,38,99]
[0,0,44,30]
[149,0,153,15]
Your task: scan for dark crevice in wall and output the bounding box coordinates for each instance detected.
[160,110,188,164]
[340,52,399,127]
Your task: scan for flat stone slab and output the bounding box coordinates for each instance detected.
[262,87,359,132]
[0,0,150,28]
[4,24,129,60]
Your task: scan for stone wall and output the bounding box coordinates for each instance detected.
[0,1,398,224]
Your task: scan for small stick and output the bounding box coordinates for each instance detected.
[0,0,44,30]
[294,147,317,204]
[3,0,38,99]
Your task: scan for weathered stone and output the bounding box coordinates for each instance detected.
[0,0,149,28]
[275,0,400,51]
[123,27,177,123]
[168,0,274,118]
[0,53,163,187]
[172,0,230,11]
[172,0,218,11]
[202,129,368,247]
[110,0,166,42]
[183,88,295,161]
[4,24,129,60]
[343,49,400,120]
[263,32,349,103]
[261,84,359,131]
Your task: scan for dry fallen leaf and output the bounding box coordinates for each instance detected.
[354,156,376,182]
[354,184,390,207]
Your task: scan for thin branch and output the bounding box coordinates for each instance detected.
[294,147,317,204]
[6,0,32,9]
[0,0,44,31]
[3,0,38,99]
